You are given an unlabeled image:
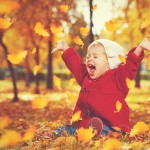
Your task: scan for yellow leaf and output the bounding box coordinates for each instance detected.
[79,27,89,35]
[126,77,134,90]
[0,18,12,29]
[74,36,84,46]
[0,130,21,148]
[92,4,97,11]
[102,138,122,150]
[141,14,150,29]
[31,48,36,54]
[118,55,126,64]
[33,65,41,76]
[50,25,64,34]
[32,97,48,109]
[23,127,36,141]
[53,75,61,89]
[7,51,27,64]
[66,91,76,101]
[0,116,11,129]
[70,110,82,124]
[114,100,122,113]
[69,78,76,86]
[105,20,122,32]
[59,5,69,13]
[0,1,20,14]
[77,127,95,141]
[130,122,149,137]
[34,22,49,37]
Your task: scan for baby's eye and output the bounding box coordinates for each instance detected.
[94,56,98,58]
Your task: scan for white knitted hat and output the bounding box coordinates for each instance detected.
[91,39,125,69]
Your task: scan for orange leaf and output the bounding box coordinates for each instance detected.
[31,48,36,54]
[69,78,76,86]
[103,138,122,150]
[77,127,95,141]
[74,36,84,46]
[34,22,49,37]
[50,25,64,34]
[0,130,21,148]
[0,1,20,14]
[59,5,69,13]
[79,27,89,35]
[33,65,41,76]
[92,4,97,11]
[0,116,11,129]
[126,77,134,90]
[70,110,82,124]
[130,122,149,137]
[105,20,122,32]
[0,18,12,29]
[66,91,76,101]
[7,51,27,64]
[114,100,122,113]
[118,55,126,64]
[23,127,36,141]
[32,97,48,109]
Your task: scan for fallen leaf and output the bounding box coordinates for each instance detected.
[73,36,84,46]
[32,97,48,109]
[34,22,49,37]
[59,5,69,13]
[79,27,89,35]
[0,116,11,129]
[70,110,82,124]
[126,77,134,90]
[105,19,122,32]
[130,122,149,137]
[23,127,36,141]
[7,51,27,64]
[0,18,12,29]
[77,127,95,141]
[118,55,126,64]
[102,138,122,150]
[114,100,122,113]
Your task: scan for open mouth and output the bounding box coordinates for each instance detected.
[87,64,96,76]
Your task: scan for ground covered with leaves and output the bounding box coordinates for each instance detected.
[0,81,150,149]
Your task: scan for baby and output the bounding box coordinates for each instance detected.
[52,37,150,136]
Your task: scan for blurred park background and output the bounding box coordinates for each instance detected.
[0,0,150,149]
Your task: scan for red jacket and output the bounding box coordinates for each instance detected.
[62,47,144,132]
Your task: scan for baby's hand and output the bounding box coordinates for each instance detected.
[139,36,150,51]
[51,39,69,53]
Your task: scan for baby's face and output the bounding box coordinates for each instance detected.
[86,44,109,79]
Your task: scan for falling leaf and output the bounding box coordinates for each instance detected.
[0,130,21,148]
[114,100,122,113]
[141,14,150,29]
[7,51,27,64]
[31,48,36,54]
[66,91,76,101]
[53,75,61,89]
[0,1,20,14]
[79,27,89,35]
[23,127,36,141]
[0,116,11,129]
[74,36,84,46]
[147,55,150,70]
[34,22,49,37]
[32,97,48,109]
[130,122,149,137]
[50,25,64,34]
[33,65,41,76]
[105,20,122,32]
[126,78,134,90]
[0,18,12,29]
[92,4,97,11]
[59,5,69,13]
[70,110,82,124]
[118,55,126,64]
[102,138,122,150]
[69,78,76,86]
[77,127,95,141]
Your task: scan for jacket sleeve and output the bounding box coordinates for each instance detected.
[62,48,88,86]
[114,48,144,92]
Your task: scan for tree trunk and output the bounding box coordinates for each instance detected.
[47,39,53,89]
[25,51,30,87]
[35,46,40,93]
[0,32,19,102]
[89,0,94,43]
[135,65,141,88]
